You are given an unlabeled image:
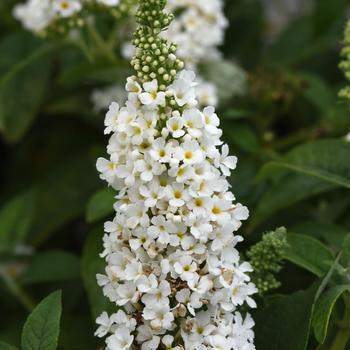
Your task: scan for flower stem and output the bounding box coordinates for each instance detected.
[85,22,118,63]
[330,293,350,350]
[0,267,35,312]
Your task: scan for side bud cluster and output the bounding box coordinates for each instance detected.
[340,19,350,101]
[247,227,288,294]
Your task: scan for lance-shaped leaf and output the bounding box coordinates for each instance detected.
[21,291,62,350]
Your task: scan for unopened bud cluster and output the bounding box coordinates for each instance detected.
[339,19,350,100]
[247,227,288,294]
[131,0,184,87]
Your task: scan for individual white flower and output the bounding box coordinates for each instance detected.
[162,335,181,350]
[215,144,238,176]
[139,182,165,207]
[182,108,204,138]
[126,77,142,94]
[207,334,231,350]
[148,215,177,244]
[116,282,138,306]
[149,138,173,163]
[142,280,171,305]
[173,140,204,165]
[104,102,120,134]
[95,312,115,338]
[53,0,82,17]
[174,255,198,283]
[165,183,190,207]
[143,304,174,330]
[106,328,134,350]
[176,288,202,316]
[139,80,166,107]
[167,72,197,106]
[96,154,119,183]
[202,106,220,135]
[209,197,231,225]
[166,116,185,138]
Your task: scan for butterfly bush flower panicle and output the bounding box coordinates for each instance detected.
[95,0,257,349]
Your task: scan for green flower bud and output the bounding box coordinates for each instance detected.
[247,227,288,295]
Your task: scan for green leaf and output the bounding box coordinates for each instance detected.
[258,139,350,189]
[312,285,350,343]
[341,234,350,268]
[86,188,115,224]
[299,73,334,113]
[265,17,331,67]
[222,109,252,120]
[292,222,348,249]
[250,172,336,229]
[21,290,62,350]
[21,251,80,285]
[0,32,55,142]
[0,189,37,251]
[81,228,113,319]
[0,341,18,350]
[286,234,334,277]
[313,0,348,35]
[28,152,100,246]
[227,124,259,154]
[254,283,319,350]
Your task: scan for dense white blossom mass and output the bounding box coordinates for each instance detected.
[165,0,227,68]
[96,66,257,350]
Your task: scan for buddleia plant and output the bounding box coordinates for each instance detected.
[94,0,257,349]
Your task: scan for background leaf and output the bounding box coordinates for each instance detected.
[312,285,350,343]
[0,341,18,350]
[86,188,115,224]
[258,139,350,189]
[21,251,80,285]
[286,233,334,277]
[254,283,319,350]
[0,33,55,143]
[0,189,36,251]
[250,173,336,229]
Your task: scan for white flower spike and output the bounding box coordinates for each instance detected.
[96,0,257,349]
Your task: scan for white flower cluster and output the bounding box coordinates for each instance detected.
[165,0,228,68]
[91,78,218,111]
[261,0,313,41]
[13,0,120,33]
[96,69,257,349]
